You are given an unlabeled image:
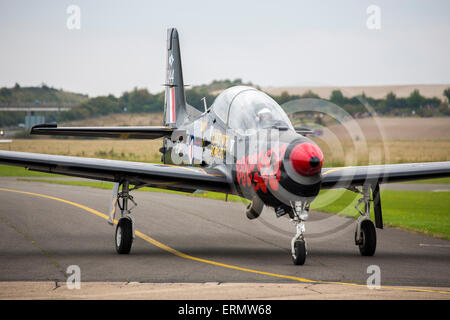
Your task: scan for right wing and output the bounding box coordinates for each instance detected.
[321,161,450,189]
[0,150,232,193]
[31,123,173,139]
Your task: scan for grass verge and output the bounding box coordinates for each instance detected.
[16,178,249,204]
[0,165,63,177]
[311,189,450,240]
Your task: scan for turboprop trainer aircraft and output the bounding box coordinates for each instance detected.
[1,28,450,265]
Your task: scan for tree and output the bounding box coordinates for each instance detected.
[444,88,450,103]
[406,89,425,110]
[330,90,345,106]
[300,90,319,99]
[0,87,12,97]
[277,91,291,105]
[383,92,397,112]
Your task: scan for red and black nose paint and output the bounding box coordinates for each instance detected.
[234,140,323,208]
[236,144,287,194]
[277,140,323,200]
[289,142,323,177]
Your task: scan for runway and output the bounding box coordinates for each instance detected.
[0,178,449,298]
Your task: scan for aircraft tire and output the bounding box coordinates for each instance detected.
[115,218,133,254]
[292,240,306,265]
[358,220,376,256]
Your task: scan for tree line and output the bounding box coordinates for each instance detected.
[1,80,449,127]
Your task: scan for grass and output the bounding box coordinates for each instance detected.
[311,189,450,240]
[0,139,163,163]
[313,139,450,167]
[0,165,63,177]
[16,178,249,204]
[403,177,450,184]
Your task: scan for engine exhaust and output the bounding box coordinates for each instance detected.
[246,196,264,219]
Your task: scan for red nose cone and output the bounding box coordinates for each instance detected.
[289,142,323,177]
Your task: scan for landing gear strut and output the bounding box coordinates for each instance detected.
[350,183,381,256]
[108,181,137,254]
[290,201,309,265]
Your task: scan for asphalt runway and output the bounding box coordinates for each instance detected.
[0,178,449,292]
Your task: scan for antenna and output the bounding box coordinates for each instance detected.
[201,97,208,113]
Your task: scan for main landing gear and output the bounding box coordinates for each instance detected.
[350,183,383,257]
[108,181,137,254]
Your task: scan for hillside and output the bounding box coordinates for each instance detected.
[0,84,88,104]
[0,84,89,127]
[263,84,450,101]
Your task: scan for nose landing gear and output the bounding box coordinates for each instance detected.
[289,201,309,265]
[291,221,307,265]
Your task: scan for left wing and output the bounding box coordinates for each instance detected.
[0,150,231,193]
[321,161,450,189]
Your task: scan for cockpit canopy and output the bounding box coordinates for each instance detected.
[210,86,294,131]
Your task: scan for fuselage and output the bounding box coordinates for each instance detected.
[162,86,324,210]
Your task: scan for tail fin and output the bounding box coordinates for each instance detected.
[164,28,187,128]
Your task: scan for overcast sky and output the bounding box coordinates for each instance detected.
[0,0,449,97]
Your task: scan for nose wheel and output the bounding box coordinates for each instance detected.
[292,239,307,265]
[288,201,309,265]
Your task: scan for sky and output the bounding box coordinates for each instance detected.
[0,0,449,97]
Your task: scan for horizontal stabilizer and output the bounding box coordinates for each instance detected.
[31,123,173,139]
[294,126,315,136]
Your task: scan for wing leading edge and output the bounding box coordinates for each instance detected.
[0,150,232,193]
[321,161,450,189]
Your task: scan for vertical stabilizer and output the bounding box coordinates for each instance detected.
[164,28,187,128]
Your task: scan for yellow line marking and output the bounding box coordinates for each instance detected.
[0,187,449,295]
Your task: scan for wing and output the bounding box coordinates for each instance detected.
[31,123,173,139]
[0,150,231,193]
[321,161,450,189]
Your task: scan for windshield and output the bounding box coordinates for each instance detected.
[227,89,294,130]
